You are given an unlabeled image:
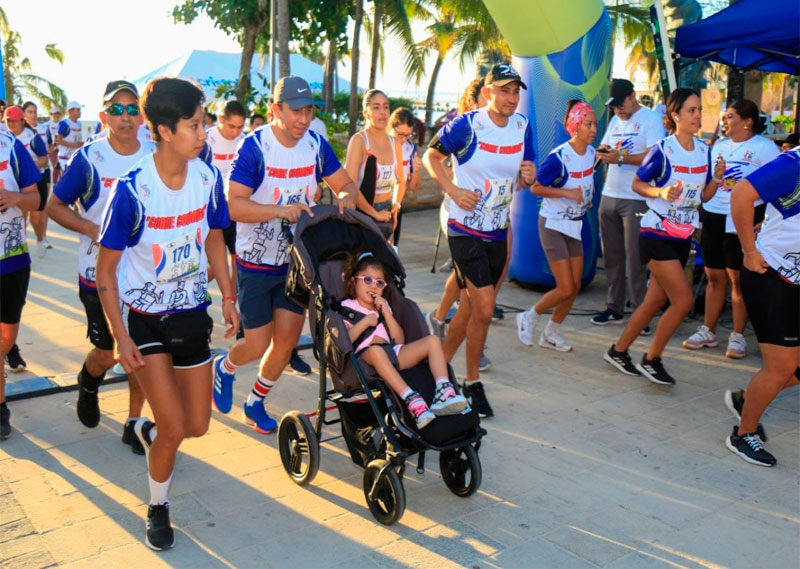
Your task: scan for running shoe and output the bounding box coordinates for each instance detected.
[76,366,102,428]
[111,362,126,376]
[425,311,447,342]
[212,355,235,414]
[590,309,624,326]
[725,333,747,359]
[0,403,10,440]
[462,381,493,418]
[243,399,278,433]
[479,349,492,371]
[146,503,175,550]
[405,391,435,429]
[133,418,156,465]
[5,344,26,372]
[726,426,775,467]
[604,345,641,376]
[438,258,454,273]
[539,332,572,352]
[36,240,46,259]
[289,349,311,375]
[516,309,537,347]
[44,237,53,250]
[492,306,504,321]
[430,381,468,415]
[635,355,676,386]
[682,325,718,350]
[122,419,145,455]
[724,389,767,442]
[640,325,652,336]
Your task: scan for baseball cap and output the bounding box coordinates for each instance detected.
[66,100,83,111]
[50,106,61,114]
[484,63,527,90]
[606,79,634,107]
[273,76,314,110]
[3,106,24,121]
[103,80,139,104]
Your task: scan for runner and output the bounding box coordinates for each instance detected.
[517,100,597,352]
[47,81,155,453]
[591,79,666,329]
[0,116,43,439]
[95,77,237,549]
[387,107,421,245]
[346,89,406,242]
[44,107,62,183]
[55,101,84,172]
[212,75,356,433]
[423,63,535,417]
[248,113,265,132]
[683,99,779,358]
[604,88,715,386]
[724,148,800,466]
[21,102,53,257]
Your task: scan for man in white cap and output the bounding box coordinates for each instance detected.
[55,101,83,172]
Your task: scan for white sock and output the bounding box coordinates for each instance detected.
[221,355,237,374]
[400,387,413,400]
[435,377,449,387]
[545,319,560,336]
[148,473,172,506]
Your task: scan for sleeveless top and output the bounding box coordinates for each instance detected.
[357,131,399,199]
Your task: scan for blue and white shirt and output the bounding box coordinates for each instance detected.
[205,125,244,194]
[636,135,711,240]
[229,126,340,272]
[536,141,596,240]
[57,118,83,168]
[745,149,800,285]
[54,137,154,289]
[99,154,229,314]
[0,132,42,275]
[16,127,48,173]
[433,107,535,240]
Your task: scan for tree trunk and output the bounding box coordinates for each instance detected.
[277,0,291,78]
[237,24,258,104]
[348,0,364,137]
[324,41,336,114]
[368,0,383,89]
[424,53,444,126]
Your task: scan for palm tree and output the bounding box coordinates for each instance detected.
[348,0,365,136]
[0,6,66,108]
[277,0,291,78]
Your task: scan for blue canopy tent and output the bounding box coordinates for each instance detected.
[674,0,800,75]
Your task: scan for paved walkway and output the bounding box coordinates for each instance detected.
[2,210,798,568]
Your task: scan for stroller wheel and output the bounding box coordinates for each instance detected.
[439,445,482,497]
[278,411,320,486]
[363,459,406,525]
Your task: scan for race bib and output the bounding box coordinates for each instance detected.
[482,177,514,212]
[667,182,702,224]
[274,185,311,206]
[152,229,202,285]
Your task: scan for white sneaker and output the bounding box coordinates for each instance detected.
[726,332,747,359]
[36,240,46,259]
[44,237,53,250]
[538,332,572,352]
[425,311,446,342]
[682,325,718,350]
[516,309,537,347]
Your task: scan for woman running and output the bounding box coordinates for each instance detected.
[21,101,52,258]
[517,100,597,352]
[683,100,779,358]
[96,78,238,550]
[724,149,800,466]
[346,89,406,241]
[604,88,715,385]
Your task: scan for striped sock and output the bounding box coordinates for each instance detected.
[247,376,276,406]
[221,355,237,374]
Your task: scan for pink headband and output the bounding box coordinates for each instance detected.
[565,102,594,136]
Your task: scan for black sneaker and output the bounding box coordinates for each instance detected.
[289,349,311,375]
[134,418,156,464]
[122,419,145,455]
[76,366,103,428]
[635,355,676,386]
[726,426,776,467]
[603,345,640,376]
[0,403,10,440]
[463,381,493,418]
[492,306,504,321]
[590,309,624,326]
[5,344,26,372]
[724,390,767,442]
[146,503,175,550]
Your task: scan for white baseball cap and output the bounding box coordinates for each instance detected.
[50,106,61,114]
[66,101,83,111]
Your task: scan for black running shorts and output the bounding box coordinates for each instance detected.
[223,222,237,256]
[639,235,691,267]
[79,288,114,350]
[448,234,507,290]
[123,306,214,368]
[0,266,30,324]
[740,267,799,347]
[35,177,49,212]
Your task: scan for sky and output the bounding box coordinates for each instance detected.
[4,0,631,116]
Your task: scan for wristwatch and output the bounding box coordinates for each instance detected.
[617,153,624,165]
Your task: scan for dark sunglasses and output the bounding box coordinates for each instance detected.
[106,103,140,116]
[354,275,387,289]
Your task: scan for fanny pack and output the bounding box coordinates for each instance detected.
[656,212,695,240]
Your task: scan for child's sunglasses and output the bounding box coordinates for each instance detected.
[354,275,387,289]
[105,103,140,117]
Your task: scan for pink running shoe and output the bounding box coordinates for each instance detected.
[405,392,435,429]
[430,381,468,415]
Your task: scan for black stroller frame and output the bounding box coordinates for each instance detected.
[276,206,486,525]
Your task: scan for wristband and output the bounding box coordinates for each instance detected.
[223,296,236,304]
[712,176,723,183]
[617,153,624,165]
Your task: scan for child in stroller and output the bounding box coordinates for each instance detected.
[341,251,467,429]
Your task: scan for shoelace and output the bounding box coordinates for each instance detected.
[406,395,429,418]
[435,383,457,401]
[743,434,765,452]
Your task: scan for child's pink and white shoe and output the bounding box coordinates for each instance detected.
[430,381,468,415]
[405,391,436,429]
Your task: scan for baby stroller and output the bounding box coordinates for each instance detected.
[278,205,486,525]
